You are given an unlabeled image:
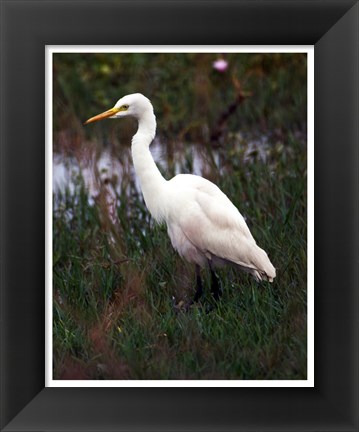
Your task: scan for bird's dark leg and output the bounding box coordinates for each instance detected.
[193,265,204,303]
[208,261,222,301]
[176,265,203,312]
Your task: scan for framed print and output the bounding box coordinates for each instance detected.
[1,1,358,431]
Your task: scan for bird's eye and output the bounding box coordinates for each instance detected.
[122,104,129,110]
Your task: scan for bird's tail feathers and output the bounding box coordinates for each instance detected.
[250,246,276,282]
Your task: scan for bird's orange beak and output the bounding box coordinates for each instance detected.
[83,107,121,125]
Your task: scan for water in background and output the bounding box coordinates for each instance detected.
[53,134,271,204]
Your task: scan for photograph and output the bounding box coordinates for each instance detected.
[50,49,310,383]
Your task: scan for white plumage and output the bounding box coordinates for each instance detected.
[84,93,276,300]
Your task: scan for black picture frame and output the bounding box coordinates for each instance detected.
[1,1,358,431]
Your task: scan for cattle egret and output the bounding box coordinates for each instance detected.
[84,93,276,303]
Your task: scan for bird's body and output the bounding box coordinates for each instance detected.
[84,93,276,301]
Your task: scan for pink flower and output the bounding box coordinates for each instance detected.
[212,58,228,72]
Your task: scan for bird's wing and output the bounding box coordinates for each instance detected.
[169,173,253,235]
[168,175,275,279]
[182,194,258,267]
[169,175,255,263]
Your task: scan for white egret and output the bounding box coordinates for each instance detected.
[84,93,276,302]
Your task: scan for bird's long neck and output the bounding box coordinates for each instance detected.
[131,110,167,222]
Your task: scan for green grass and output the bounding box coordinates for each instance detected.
[53,135,307,380]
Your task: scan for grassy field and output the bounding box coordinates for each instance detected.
[53,53,307,380]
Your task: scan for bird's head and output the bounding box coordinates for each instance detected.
[84,93,153,125]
